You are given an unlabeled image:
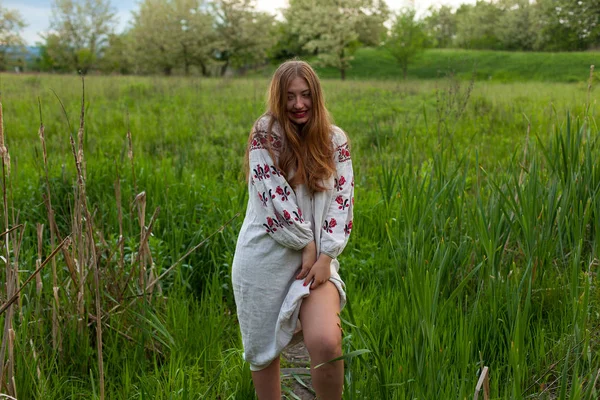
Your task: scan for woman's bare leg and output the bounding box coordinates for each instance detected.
[299,281,343,399]
[251,357,281,400]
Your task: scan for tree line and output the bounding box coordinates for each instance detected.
[0,0,598,79]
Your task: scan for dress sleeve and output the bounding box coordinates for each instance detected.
[248,128,314,251]
[320,132,354,259]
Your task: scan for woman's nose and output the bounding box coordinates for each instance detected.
[294,96,303,108]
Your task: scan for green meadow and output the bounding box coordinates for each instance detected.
[2,55,600,399]
[255,47,600,83]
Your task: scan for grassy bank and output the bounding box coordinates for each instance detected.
[281,48,600,83]
[0,73,599,398]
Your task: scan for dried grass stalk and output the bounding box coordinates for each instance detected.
[38,101,61,350]
[69,76,104,398]
[127,127,137,195]
[69,135,86,336]
[12,222,24,315]
[135,191,147,290]
[119,204,159,300]
[52,285,61,352]
[0,236,70,315]
[77,75,86,180]
[0,98,11,175]
[7,328,16,398]
[114,163,125,280]
[89,220,105,400]
[0,96,14,395]
[36,224,44,295]
[29,339,41,380]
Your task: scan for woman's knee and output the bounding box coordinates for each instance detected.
[305,330,342,361]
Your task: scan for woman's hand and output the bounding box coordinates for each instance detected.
[297,241,317,280]
[304,254,332,289]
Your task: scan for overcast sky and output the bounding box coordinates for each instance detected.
[12,0,476,45]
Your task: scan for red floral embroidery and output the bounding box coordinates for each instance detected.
[253,164,271,181]
[323,218,337,233]
[264,215,285,233]
[282,210,294,225]
[270,165,282,176]
[334,176,346,191]
[344,220,353,235]
[336,142,351,163]
[335,195,349,210]
[264,217,277,233]
[258,192,268,207]
[250,130,283,151]
[293,208,305,223]
[276,185,291,201]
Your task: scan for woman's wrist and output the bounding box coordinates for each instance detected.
[318,253,332,262]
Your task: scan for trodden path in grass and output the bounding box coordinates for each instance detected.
[281,337,314,399]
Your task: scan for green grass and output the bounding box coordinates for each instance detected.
[272,47,600,83]
[1,72,600,399]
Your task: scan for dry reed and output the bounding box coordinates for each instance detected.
[37,99,61,351]
[0,95,16,397]
[67,74,105,399]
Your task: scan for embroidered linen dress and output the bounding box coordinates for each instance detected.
[232,114,354,371]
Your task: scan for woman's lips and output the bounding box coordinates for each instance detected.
[292,111,307,118]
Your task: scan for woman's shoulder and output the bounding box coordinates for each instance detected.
[330,125,351,163]
[250,114,283,151]
[254,114,283,137]
[330,125,349,147]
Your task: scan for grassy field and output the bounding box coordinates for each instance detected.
[1,71,600,399]
[256,47,600,83]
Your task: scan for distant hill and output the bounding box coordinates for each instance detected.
[256,48,599,83]
[327,48,600,83]
[4,45,41,61]
[25,46,41,58]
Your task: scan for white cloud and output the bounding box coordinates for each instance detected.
[6,3,52,45]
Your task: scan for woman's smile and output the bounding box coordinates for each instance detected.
[287,76,312,125]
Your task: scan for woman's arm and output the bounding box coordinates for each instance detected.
[320,132,354,259]
[303,132,354,289]
[248,128,314,251]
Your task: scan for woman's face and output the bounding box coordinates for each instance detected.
[286,76,312,125]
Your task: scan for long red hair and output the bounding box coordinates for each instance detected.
[245,60,335,193]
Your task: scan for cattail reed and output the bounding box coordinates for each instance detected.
[115,162,125,288]
[69,76,105,399]
[135,191,147,290]
[0,94,16,397]
[77,75,86,180]
[127,126,137,237]
[127,122,137,195]
[36,224,44,295]
[38,102,61,351]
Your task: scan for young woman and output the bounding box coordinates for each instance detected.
[232,60,354,399]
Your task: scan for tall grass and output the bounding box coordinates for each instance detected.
[0,73,598,398]
[340,76,600,398]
